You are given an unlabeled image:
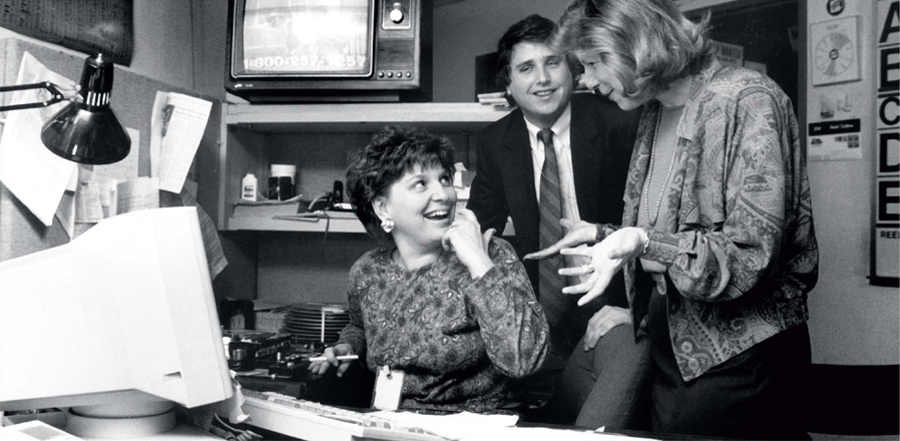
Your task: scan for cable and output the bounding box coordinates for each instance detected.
[322,212,330,251]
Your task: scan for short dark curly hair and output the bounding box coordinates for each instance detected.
[346,126,456,241]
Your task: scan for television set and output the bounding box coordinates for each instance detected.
[226,0,432,103]
[0,207,233,438]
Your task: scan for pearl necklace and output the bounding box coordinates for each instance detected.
[642,107,678,226]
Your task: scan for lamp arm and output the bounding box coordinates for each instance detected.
[0,81,68,112]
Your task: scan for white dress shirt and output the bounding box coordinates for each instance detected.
[523,104,581,224]
[523,104,589,283]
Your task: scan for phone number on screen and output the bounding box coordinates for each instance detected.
[245,55,368,70]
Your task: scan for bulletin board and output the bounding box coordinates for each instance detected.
[0,38,221,261]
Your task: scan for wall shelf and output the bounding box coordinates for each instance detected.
[225,102,511,133]
[228,216,366,233]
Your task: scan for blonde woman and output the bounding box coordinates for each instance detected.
[529,0,819,437]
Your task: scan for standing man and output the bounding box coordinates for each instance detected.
[467,15,645,429]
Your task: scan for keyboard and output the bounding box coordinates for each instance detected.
[241,389,448,441]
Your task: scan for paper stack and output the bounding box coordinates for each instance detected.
[477,91,513,109]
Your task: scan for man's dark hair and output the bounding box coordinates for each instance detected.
[495,14,579,89]
[497,14,556,88]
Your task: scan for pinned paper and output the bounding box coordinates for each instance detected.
[150,92,212,193]
[0,52,77,226]
[179,180,228,280]
[116,177,159,214]
[75,180,104,224]
[55,191,76,239]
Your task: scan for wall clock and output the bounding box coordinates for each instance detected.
[810,16,861,86]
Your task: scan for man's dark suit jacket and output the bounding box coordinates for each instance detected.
[468,93,641,353]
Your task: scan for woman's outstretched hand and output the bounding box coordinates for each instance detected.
[442,208,495,278]
[523,219,597,260]
[307,343,354,378]
[558,227,647,305]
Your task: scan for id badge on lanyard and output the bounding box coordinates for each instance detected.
[372,365,405,411]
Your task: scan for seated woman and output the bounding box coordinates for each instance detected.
[309,126,550,414]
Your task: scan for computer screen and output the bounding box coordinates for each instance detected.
[0,207,233,418]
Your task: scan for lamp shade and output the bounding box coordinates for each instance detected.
[40,54,130,165]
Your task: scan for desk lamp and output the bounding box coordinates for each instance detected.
[0,53,130,165]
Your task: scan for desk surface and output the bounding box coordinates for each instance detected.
[2,412,221,441]
[232,373,714,441]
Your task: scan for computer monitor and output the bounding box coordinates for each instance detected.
[0,207,233,437]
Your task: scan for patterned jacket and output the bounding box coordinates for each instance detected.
[337,238,549,412]
[622,58,819,381]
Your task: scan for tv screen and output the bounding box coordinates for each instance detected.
[238,0,374,77]
[226,0,432,103]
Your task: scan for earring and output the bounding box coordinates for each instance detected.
[380,218,394,233]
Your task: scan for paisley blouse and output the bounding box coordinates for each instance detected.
[337,238,549,413]
[620,58,819,382]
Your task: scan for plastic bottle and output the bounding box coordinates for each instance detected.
[241,173,257,201]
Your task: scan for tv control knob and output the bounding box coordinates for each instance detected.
[390,4,404,23]
[387,71,394,78]
[378,71,385,78]
[396,71,402,78]
[405,71,412,78]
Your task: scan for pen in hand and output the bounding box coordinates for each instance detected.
[306,354,359,363]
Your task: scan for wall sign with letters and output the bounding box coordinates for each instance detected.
[872,0,899,287]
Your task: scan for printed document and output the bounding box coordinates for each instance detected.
[0,52,77,226]
[459,427,659,441]
[368,411,517,440]
[150,91,212,193]
[116,177,159,214]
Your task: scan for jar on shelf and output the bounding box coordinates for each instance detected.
[268,164,296,201]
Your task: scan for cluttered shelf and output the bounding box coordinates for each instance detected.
[215,102,510,231]
[228,216,365,233]
[228,199,366,233]
[227,199,514,234]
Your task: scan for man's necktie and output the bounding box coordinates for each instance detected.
[537,128,567,326]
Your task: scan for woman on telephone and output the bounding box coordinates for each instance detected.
[309,126,549,413]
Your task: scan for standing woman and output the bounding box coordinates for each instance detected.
[534,0,819,438]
